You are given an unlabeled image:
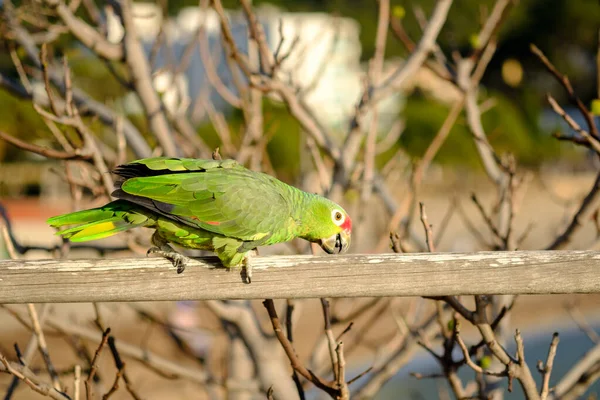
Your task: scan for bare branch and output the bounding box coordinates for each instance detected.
[419,202,435,252]
[119,0,178,157]
[3,9,151,158]
[0,353,71,400]
[73,365,81,400]
[27,304,61,391]
[539,333,559,400]
[0,131,91,160]
[335,343,349,399]
[42,0,124,60]
[262,299,338,398]
[196,0,242,108]
[531,43,599,139]
[86,328,111,399]
[455,321,506,377]
[285,300,306,400]
[343,0,453,172]
[552,341,600,399]
[565,302,599,344]
[320,299,339,381]
[360,0,390,203]
[546,94,600,154]
[546,171,600,250]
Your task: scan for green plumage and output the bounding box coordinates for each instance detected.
[48,157,351,270]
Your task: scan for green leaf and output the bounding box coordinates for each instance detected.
[591,99,600,116]
[392,6,405,19]
[479,355,492,369]
[469,34,481,49]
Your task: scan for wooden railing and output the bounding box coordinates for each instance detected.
[1,250,599,303]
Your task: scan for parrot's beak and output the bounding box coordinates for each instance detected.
[320,230,350,254]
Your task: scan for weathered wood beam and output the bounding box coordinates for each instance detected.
[1,251,599,303]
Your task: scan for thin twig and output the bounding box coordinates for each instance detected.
[0,353,71,400]
[85,328,111,400]
[335,343,349,399]
[262,299,338,398]
[347,366,373,385]
[107,336,142,400]
[27,304,61,391]
[286,300,306,400]
[565,302,599,344]
[419,202,436,252]
[120,0,177,157]
[0,131,90,160]
[196,0,242,108]
[360,0,390,205]
[320,299,339,381]
[331,298,383,325]
[546,170,600,250]
[73,365,81,400]
[539,333,559,400]
[101,366,124,400]
[471,193,504,247]
[454,321,506,377]
[545,94,600,154]
[531,43,599,139]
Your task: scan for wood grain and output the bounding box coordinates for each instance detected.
[1,251,599,303]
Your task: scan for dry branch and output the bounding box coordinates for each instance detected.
[0,131,91,160]
[551,340,600,399]
[530,43,599,139]
[263,299,338,398]
[42,0,123,61]
[0,354,71,400]
[119,0,178,157]
[546,171,600,250]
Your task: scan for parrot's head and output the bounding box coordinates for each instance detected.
[302,196,352,254]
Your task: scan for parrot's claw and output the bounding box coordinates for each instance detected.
[147,247,190,273]
[241,265,252,284]
[149,231,190,274]
[241,251,256,284]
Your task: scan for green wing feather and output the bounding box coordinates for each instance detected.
[117,158,294,244]
[133,157,238,172]
[47,200,153,242]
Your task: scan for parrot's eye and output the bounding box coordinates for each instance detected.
[331,209,345,226]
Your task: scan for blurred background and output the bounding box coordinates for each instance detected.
[1,0,600,399]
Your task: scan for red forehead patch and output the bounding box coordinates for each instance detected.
[341,216,352,232]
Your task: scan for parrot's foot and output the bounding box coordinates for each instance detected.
[147,247,190,273]
[241,250,257,284]
[241,263,252,284]
[149,231,189,274]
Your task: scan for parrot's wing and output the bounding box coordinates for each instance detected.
[113,158,291,243]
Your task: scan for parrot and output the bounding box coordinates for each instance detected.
[47,157,352,282]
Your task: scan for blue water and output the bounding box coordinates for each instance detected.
[372,323,600,399]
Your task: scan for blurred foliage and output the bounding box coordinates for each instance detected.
[68,50,129,102]
[398,91,562,169]
[263,102,303,180]
[179,0,600,93]
[152,0,600,170]
[194,90,565,180]
[0,0,597,172]
[0,91,48,161]
[196,99,303,181]
[208,0,600,116]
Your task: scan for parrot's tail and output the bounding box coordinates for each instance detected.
[47,200,155,242]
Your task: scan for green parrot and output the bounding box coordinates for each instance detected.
[47,157,352,282]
